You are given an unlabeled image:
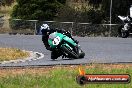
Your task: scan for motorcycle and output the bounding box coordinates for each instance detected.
[48,32,85,60]
[118,15,132,38]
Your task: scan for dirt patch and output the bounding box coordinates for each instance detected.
[0,48,29,61]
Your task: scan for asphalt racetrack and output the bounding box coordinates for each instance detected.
[0,34,132,67]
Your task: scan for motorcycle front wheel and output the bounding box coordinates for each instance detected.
[78,48,85,58]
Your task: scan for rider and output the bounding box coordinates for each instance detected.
[118,15,132,33]
[40,23,78,59]
[118,15,132,23]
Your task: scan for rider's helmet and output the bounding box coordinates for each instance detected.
[40,24,50,34]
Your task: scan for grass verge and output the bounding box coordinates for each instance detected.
[0,48,29,61]
[0,64,132,88]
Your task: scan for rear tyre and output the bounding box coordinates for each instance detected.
[51,50,62,60]
[51,52,58,60]
[118,26,129,38]
[61,45,79,59]
[121,31,129,38]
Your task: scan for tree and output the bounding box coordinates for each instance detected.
[111,0,132,23]
[57,0,66,4]
[11,0,64,20]
[87,0,132,23]
[0,0,14,6]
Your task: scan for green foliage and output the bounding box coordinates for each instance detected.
[0,0,14,6]
[111,0,132,23]
[56,5,104,23]
[10,0,65,32]
[88,0,102,8]
[9,19,34,30]
[11,0,63,20]
[87,0,132,23]
[10,0,132,23]
[81,9,104,23]
[57,0,66,4]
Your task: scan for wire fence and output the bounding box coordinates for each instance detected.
[0,18,121,37]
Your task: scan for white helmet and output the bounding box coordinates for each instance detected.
[41,24,49,30]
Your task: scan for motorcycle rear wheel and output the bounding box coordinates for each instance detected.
[121,30,129,38]
[118,26,129,38]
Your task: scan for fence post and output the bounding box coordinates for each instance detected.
[71,22,74,36]
[109,0,113,37]
[34,21,37,35]
[28,20,38,35]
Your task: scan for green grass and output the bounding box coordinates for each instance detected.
[0,64,132,88]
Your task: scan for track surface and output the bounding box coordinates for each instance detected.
[0,34,132,66]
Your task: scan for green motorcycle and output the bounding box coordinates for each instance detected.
[48,32,85,60]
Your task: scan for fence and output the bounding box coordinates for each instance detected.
[0,18,121,37]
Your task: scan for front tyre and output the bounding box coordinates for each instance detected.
[77,45,85,58]
[61,45,79,59]
[78,49,85,58]
[51,50,62,60]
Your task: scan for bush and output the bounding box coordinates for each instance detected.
[9,19,34,30]
[11,0,63,21]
